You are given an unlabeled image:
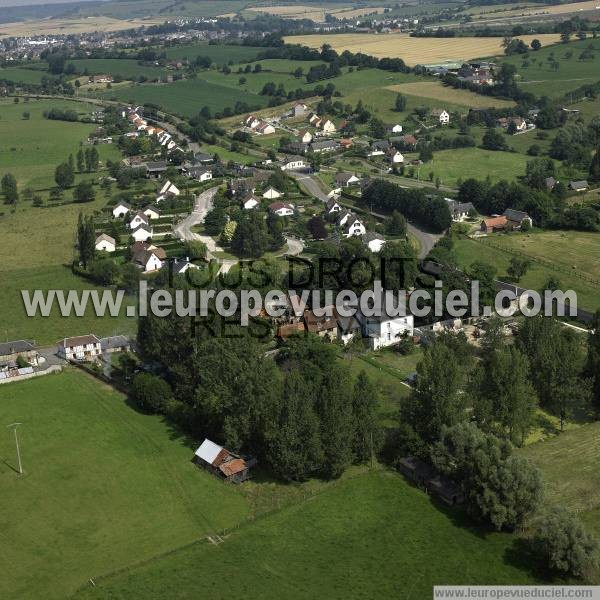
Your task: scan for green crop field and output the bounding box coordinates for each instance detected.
[500,39,600,99]
[520,422,600,535]
[77,469,545,599]
[102,77,269,117]
[0,66,50,85]
[68,58,168,80]
[163,43,266,63]
[452,236,600,313]
[0,370,249,600]
[0,98,120,189]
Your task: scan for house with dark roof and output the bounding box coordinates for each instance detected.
[504,208,532,229]
[0,340,39,367]
[335,172,360,187]
[144,161,168,178]
[569,180,589,192]
[363,231,386,253]
[304,307,337,340]
[369,140,390,156]
[58,335,102,361]
[446,199,474,222]
[310,139,339,153]
[398,456,464,506]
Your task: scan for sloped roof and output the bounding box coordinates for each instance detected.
[195,439,223,465]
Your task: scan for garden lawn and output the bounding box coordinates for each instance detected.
[0,369,249,600]
[453,236,600,312]
[77,469,545,600]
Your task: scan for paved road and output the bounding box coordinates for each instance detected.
[289,171,442,259]
[174,185,304,273]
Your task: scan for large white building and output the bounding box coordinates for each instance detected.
[58,334,102,361]
[355,311,414,351]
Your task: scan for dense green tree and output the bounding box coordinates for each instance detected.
[184,240,207,260]
[231,212,270,258]
[394,93,407,112]
[131,373,173,413]
[532,507,599,577]
[204,205,228,235]
[73,180,96,203]
[55,161,74,189]
[507,257,531,282]
[432,422,543,530]
[352,371,382,463]
[586,312,600,413]
[386,210,407,236]
[469,261,497,306]
[1,173,18,205]
[589,148,600,182]
[76,148,85,173]
[89,258,120,286]
[482,128,508,151]
[76,213,95,269]
[308,215,327,240]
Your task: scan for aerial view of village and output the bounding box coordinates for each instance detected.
[1,0,600,597]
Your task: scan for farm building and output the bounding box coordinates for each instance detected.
[480,216,508,233]
[303,307,337,340]
[0,340,39,368]
[194,439,252,483]
[569,180,589,192]
[58,335,102,362]
[504,208,532,229]
[276,322,306,339]
[100,336,131,354]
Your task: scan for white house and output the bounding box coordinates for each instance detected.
[143,206,161,220]
[262,186,283,199]
[95,234,116,253]
[244,115,260,129]
[343,217,367,238]
[255,121,276,135]
[129,212,150,230]
[269,202,294,217]
[172,257,200,275]
[299,130,313,143]
[325,198,342,214]
[159,180,180,197]
[431,109,450,124]
[335,172,361,187]
[292,102,308,117]
[58,334,102,361]
[112,201,131,218]
[132,248,164,273]
[320,119,336,133]
[388,149,405,164]
[363,232,386,253]
[242,194,260,210]
[131,225,153,242]
[385,124,403,134]
[355,310,414,351]
[280,156,306,171]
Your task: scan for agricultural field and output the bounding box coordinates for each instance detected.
[102,77,269,117]
[77,469,546,599]
[0,66,49,85]
[520,422,600,535]
[452,235,600,313]
[67,58,168,80]
[386,81,515,109]
[163,43,266,64]
[284,33,562,65]
[0,370,249,599]
[499,39,600,99]
[245,4,387,22]
[0,98,120,189]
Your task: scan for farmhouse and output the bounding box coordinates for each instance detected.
[132,246,165,272]
[143,206,161,220]
[194,438,251,483]
[481,215,508,233]
[363,231,386,253]
[385,123,403,134]
[95,234,116,253]
[396,134,418,149]
[112,201,131,218]
[269,202,294,217]
[89,74,113,84]
[255,121,276,135]
[129,212,150,230]
[100,336,131,354]
[325,198,342,214]
[355,310,414,351]
[280,156,306,171]
[446,199,474,222]
[335,172,361,187]
[569,180,589,192]
[242,193,260,209]
[263,186,283,199]
[311,139,339,153]
[58,335,102,362]
[304,307,337,340]
[131,224,153,242]
[244,115,260,129]
[431,109,450,124]
[497,117,527,132]
[504,208,532,229]
[0,340,39,368]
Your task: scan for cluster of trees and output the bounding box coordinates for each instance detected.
[458,176,600,232]
[306,62,341,83]
[549,119,600,171]
[43,108,79,122]
[361,180,452,233]
[135,322,381,481]
[1,173,18,205]
[230,210,285,258]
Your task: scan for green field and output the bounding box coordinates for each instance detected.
[163,43,266,63]
[78,468,545,599]
[0,66,50,85]
[68,58,168,80]
[102,77,269,116]
[520,422,600,535]
[0,98,120,189]
[453,235,600,312]
[499,39,600,99]
[0,370,249,599]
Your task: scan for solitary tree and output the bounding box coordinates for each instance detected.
[76,213,96,269]
[1,173,18,205]
[394,93,407,112]
[55,162,74,189]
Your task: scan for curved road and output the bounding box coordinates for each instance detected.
[173,185,305,273]
[289,171,442,259]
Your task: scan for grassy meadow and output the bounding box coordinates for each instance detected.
[0,66,50,85]
[0,98,120,189]
[77,469,546,599]
[68,58,168,80]
[453,235,600,313]
[163,43,266,64]
[0,370,249,599]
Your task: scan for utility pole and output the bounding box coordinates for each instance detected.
[7,423,23,475]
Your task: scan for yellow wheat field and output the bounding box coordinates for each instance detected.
[247,5,385,22]
[386,82,515,108]
[0,16,164,37]
[284,32,562,65]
